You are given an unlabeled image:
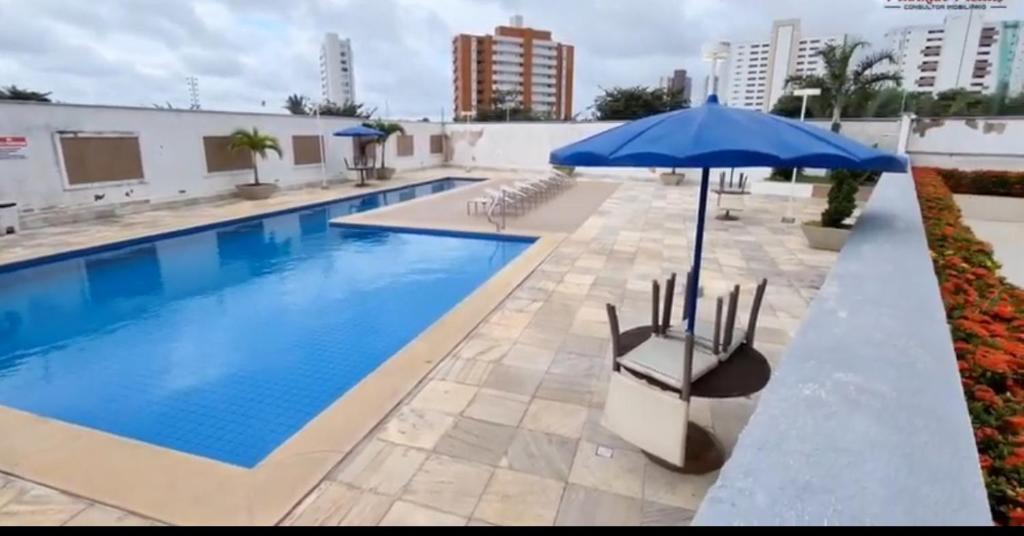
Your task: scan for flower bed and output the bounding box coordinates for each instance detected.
[938,169,1024,198]
[915,167,1024,525]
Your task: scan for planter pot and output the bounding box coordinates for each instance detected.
[376,167,396,181]
[235,183,279,200]
[801,222,850,252]
[660,173,685,186]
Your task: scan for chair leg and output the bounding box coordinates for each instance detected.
[651,280,661,336]
[713,296,724,355]
[745,278,769,346]
[723,285,740,350]
[606,303,622,367]
[661,272,676,335]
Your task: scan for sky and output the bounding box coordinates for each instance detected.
[1,0,1021,119]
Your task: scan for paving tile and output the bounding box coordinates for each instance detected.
[454,336,513,363]
[581,408,640,452]
[430,358,494,386]
[643,463,718,511]
[282,482,360,526]
[402,454,493,517]
[378,407,455,450]
[555,484,642,526]
[462,388,530,426]
[505,429,578,481]
[64,504,158,526]
[409,380,479,414]
[547,351,604,379]
[0,486,89,526]
[329,439,428,495]
[516,326,566,351]
[380,501,466,526]
[568,440,646,499]
[501,343,557,371]
[434,417,518,466]
[474,469,564,526]
[521,399,588,438]
[482,364,545,397]
[560,334,608,357]
[641,502,694,526]
[535,373,596,406]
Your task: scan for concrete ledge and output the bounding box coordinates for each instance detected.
[955,194,1024,223]
[693,172,991,526]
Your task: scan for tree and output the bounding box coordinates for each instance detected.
[785,39,901,132]
[317,100,375,118]
[0,85,52,102]
[361,120,406,170]
[284,94,310,115]
[593,85,688,121]
[227,127,283,185]
[474,89,540,122]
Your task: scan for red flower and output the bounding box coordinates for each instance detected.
[1008,417,1024,431]
[981,455,994,471]
[1010,508,1024,527]
[974,385,1003,407]
[976,427,1000,442]
[1006,448,1024,468]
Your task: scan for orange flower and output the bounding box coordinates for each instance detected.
[976,427,1000,442]
[974,347,1016,374]
[1006,448,1024,468]
[1010,508,1024,527]
[994,303,1016,321]
[1008,416,1024,431]
[974,385,1002,406]
[981,455,994,471]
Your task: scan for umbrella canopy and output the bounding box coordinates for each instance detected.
[552,95,906,171]
[333,125,385,138]
[549,94,906,340]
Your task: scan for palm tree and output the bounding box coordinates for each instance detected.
[785,39,901,132]
[362,120,406,170]
[317,100,375,118]
[0,85,52,102]
[284,94,309,115]
[228,127,283,185]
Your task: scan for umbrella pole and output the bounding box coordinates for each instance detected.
[685,167,712,335]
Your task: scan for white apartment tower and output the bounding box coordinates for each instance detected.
[320,33,356,105]
[716,19,845,112]
[886,13,1024,95]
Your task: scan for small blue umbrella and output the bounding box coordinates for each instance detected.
[550,94,906,340]
[333,125,385,138]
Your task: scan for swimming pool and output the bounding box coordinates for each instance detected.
[0,178,533,467]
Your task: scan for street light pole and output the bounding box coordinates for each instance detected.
[782,87,821,223]
[315,102,328,189]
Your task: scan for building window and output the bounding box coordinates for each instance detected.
[59,133,145,186]
[292,135,323,166]
[396,135,414,157]
[203,136,253,174]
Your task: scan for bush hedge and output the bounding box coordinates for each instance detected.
[915,167,1024,526]
[939,169,1024,198]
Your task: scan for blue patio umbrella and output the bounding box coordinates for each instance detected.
[332,125,385,138]
[550,94,906,340]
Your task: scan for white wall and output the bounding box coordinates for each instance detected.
[0,101,443,213]
[906,116,1024,171]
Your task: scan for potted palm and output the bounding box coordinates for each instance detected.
[229,127,283,200]
[801,169,868,251]
[362,120,406,180]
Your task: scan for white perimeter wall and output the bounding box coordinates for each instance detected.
[0,101,444,212]
[906,117,1024,171]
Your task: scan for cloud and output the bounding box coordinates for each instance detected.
[0,0,1004,117]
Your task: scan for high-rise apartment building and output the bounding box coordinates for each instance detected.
[886,13,1024,95]
[453,16,575,120]
[320,33,356,105]
[715,19,845,112]
[662,69,693,102]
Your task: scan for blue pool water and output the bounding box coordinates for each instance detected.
[0,179,533,467]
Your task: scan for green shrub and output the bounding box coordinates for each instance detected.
[938,169,1024,198]
[553,165,576,177]
[820,169,861,228]
[769,166,802,181]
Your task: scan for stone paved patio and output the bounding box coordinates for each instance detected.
[0,170,834,526]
